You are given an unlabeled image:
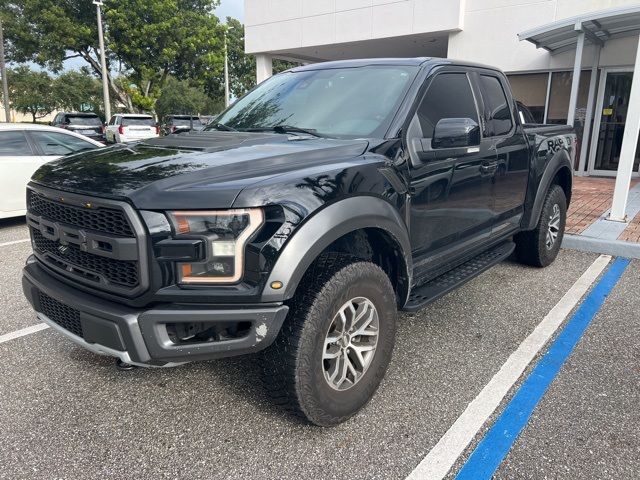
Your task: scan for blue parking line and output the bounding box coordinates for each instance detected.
[455,257,631,480]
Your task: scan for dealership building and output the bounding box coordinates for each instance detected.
[245,0,640,221]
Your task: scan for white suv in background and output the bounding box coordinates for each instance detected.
[105,114,159,143]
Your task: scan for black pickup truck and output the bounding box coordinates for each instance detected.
[22,58,575,426]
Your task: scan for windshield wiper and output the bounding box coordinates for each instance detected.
[206,122,237,132]
[246,125,323,138]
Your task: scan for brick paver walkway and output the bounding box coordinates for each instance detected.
[619,214,640,242]
[566,177,640,242]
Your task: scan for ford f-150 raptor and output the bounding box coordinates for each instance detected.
[22,58,575,426]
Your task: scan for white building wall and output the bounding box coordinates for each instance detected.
[448,0,640,72]
[245,0,465,54]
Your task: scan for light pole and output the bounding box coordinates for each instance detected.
[224,25,234,108]
[93,1,111,120]
[0,18,11,122]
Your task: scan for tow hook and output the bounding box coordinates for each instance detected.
[116,359,137,371]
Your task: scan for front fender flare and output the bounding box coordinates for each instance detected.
[262,196,412,305]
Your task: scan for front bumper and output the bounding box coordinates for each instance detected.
[22,257,289,367]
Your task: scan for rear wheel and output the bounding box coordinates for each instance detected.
[515,184,567,267]
[261,253,397,426]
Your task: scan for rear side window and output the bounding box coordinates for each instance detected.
[479,75,513,136]
[415,73,479,138]
[0,131,32,156]
[122,117,155,126]
[30,131,97,156]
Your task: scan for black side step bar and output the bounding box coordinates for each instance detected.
[403,241,515,312]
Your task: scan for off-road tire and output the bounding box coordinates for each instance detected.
[515,184,567,267]
[260,252,397,426]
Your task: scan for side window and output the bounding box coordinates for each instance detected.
[0,131,33,156]
[108,116,116,126]
[30,131,97,156]
[479,75,513,136]
[414,73,479,139]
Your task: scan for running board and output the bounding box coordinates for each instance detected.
[403,241,515,312]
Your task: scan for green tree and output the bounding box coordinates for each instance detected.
[1,0,225,111]
[155,78,207,120]
[53,68,103,114]
[8,66,56,123]
[105,0,225,110]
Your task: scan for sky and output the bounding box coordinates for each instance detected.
[216,0,245,23]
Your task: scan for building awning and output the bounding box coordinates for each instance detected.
[518,5,640,53]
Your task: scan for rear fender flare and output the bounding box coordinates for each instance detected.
[524,150,573,231]
[262,196,412,305]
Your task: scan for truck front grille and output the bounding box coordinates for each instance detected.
[28,190,134,237]
[39,292,83,338]
[27,187,146,297]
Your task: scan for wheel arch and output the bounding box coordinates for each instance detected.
[262,196,412,307]
[523,151,573,231]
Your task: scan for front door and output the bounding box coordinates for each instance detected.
[407,70,495,266]
[589,69,640,177]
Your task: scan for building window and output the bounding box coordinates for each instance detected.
[507,73,548,124]
[547,71,592,125]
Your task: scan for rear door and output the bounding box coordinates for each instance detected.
[0,130,42,216]
[406,69,497,265]
[474,71,530,233]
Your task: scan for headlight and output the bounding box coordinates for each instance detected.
[167,209,264,284]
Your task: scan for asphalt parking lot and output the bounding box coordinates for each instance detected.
[1,218,638,480]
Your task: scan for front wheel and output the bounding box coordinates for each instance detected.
[515,184,567,267]
[261,253,397,426]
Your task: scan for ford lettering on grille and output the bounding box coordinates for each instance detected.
[26,188,145,296]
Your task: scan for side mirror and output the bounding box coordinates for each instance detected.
[432,118,480,149]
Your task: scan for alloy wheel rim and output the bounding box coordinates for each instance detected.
[546,203,561,249]
[322,297,380,391]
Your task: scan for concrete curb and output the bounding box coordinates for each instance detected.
[562,234,640,259]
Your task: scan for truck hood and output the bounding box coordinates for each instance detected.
[31,131,370,209]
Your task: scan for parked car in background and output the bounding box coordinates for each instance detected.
[199,115,215,126]
[0,124,102,219]
[105,114,159,144]
[160,115,205,136]
[51,112,106,143]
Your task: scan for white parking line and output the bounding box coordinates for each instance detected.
[0,239,30,247]
[406,254,612,480]
[0,323,49,344]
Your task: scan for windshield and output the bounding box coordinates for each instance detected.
[67,115,101,126]
[210,66,418,138]
[173,118,203,126]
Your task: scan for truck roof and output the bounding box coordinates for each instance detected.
[290,57,502,73]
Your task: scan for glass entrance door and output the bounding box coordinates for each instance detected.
[590,70,640,176]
